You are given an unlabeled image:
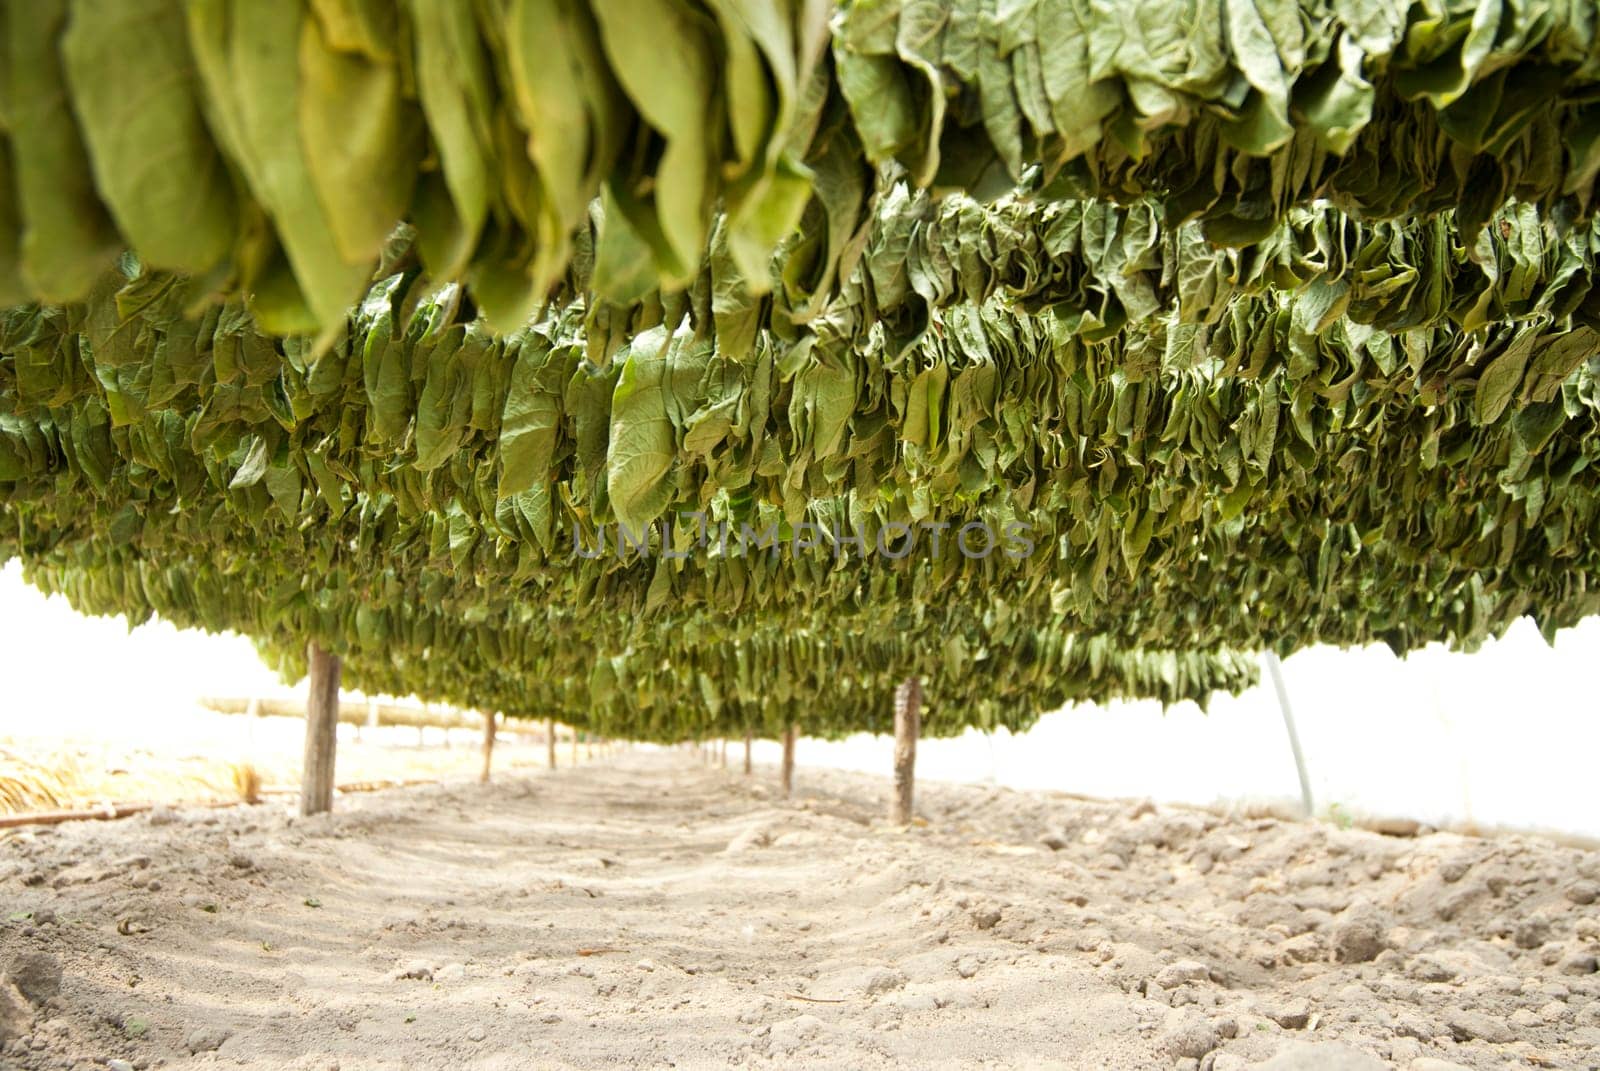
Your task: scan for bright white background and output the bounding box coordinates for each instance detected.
[4,559,1597,840]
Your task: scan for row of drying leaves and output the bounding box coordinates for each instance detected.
[18,538,1259,736]
[6,0,1600,329]
[4,193,1599,611]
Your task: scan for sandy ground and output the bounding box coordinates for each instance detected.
[1,752,1597,1070]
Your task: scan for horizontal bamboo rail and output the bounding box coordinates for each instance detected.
[200,696,480,731]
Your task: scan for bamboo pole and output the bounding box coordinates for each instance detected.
[892,677,922,825]
[1263,652,1314,819]
[0,803,154,828]
[781,725,797,798]
[479,711,497,784]
[300,643,341,816]
[547,717,557,769]
[202,695,476,730]
[743,731,753,775]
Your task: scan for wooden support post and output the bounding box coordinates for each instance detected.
[892,676,922,826]
[300,642,341,816]
[479,711,497,784]
[781,724,797,798]
[547,717,557,769]
[744,731,753,775]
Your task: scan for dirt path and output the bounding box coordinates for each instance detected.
[1,753,1597,1069]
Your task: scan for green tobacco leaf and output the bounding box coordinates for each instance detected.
[0,138,26,307]
[1220,0,1296,153]
[404,0,492,277]
[592,0,716,278]
[62,0,237,275]
[297,3,422,265]
[834,50,917,165]
[498,334,573,499]
[901,364,950,451]
[228,435,269,489]
[358,274,412,441]
[606,326,677,532]
[506,0,620,292]
[414,352,465,472]
[6,0,120,300]
[1474,335,1534,426]
[186,0,371,332]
